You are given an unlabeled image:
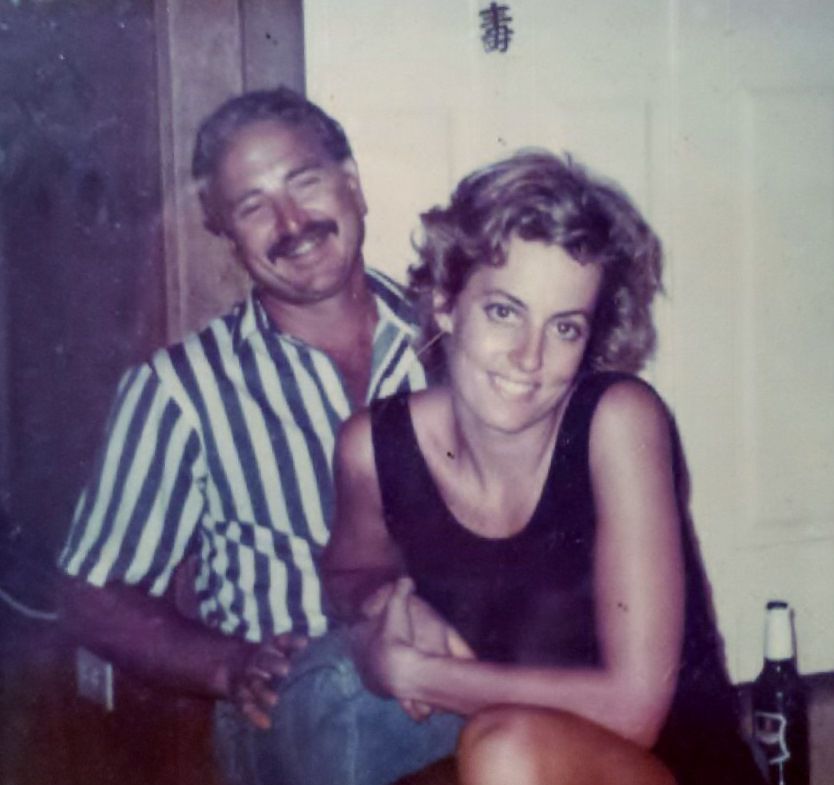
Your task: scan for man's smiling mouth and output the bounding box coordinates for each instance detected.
[267,219,338,262]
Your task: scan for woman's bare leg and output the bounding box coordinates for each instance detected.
[456,706,677,785]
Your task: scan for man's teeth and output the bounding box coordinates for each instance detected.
[286,236,320,257]
[492,376,536,396]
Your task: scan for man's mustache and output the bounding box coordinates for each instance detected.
[266,220,338,262]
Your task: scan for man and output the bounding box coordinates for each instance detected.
[58,87,434,780]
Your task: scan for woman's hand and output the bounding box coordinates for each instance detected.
[362,580,474,660]
[351,578,473,720]
[400,589,475,720]
[351,578,421,697]
[323,412,474,719]
[408,592,475,661]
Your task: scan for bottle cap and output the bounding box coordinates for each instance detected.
[764,600,794,661]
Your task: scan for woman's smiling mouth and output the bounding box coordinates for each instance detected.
[489,373,540,399]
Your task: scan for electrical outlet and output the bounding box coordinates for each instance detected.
[75,646,115,711]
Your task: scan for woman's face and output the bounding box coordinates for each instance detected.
[438,235,603,435]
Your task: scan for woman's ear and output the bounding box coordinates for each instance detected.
[432,291,453,334]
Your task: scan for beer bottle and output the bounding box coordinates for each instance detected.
[751,600,809,785]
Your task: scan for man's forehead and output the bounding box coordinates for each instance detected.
[211,119,337,200]
[221,119,331,169]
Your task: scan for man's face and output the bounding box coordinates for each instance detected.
[211,119,368,306]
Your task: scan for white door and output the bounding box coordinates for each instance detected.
[305,0,834,681]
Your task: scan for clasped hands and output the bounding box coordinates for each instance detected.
[349,577,474,720]
[226,577,471,728]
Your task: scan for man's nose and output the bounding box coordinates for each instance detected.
[510,327,545,373]
[271,194,304,234]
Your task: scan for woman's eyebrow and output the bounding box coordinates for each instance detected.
[482,290,591,320]
[550,308,592,320]
[482,289,527,309]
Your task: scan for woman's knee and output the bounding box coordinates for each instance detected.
[459,706,574,756]
[456,707,676,785]
[456,706,561,783]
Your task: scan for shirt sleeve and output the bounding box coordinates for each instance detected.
[58,361,206,597]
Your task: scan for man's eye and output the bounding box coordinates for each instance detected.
[292,172,325,192]
[237,202,265,219]
[484,303,518,322]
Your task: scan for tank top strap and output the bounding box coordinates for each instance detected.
[370,391,412,473]
[369,392,437,536]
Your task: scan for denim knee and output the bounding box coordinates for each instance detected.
[250,629,463,785]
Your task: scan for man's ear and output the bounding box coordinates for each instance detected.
[433,291,454,334]
[198,183,227,238]
[340,158,368,216]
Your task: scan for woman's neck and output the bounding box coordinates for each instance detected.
[408,386,570,538]
[446,389,569,491]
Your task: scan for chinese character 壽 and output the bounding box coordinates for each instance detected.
[480,2,514,53]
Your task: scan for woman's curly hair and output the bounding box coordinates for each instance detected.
[408,149,663,375]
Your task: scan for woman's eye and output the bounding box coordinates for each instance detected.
[553,321,583,341]
[485,303,518,323]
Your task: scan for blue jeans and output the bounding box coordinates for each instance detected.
[214,629,464,785]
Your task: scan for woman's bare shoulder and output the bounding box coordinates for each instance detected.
[588,376,674,478]
[591,376,669,435]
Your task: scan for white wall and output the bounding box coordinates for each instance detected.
[305,0,834,682]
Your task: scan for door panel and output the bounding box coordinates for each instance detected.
[742,91,834,534]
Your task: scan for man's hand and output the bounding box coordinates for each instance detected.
[226,632,308,729]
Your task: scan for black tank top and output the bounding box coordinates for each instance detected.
[370,371,765,784]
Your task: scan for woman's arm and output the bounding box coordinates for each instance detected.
[323,410,474,660]
[322,410,404,621]
[375,380,684,747]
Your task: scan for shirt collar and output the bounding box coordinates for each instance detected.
[230,291,268,351]
[230,269,419,352]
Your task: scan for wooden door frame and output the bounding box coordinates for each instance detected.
[154,0,305,341]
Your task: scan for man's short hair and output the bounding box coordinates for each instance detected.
[192,86,353,235]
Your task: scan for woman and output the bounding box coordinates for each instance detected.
[321,150,764,785]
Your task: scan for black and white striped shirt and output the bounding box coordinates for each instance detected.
[59,270,426,641]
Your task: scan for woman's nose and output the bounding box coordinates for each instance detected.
[510,328,545,373]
